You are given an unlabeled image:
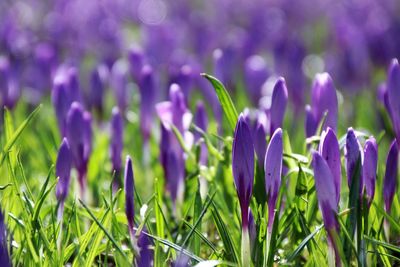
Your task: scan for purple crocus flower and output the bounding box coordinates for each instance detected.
[269,78,288,134]
[386,59,400,142]
[362,137,377,207]
[232,114,254,267]
[312,151,340,257]
[305,73,338,137]
[344,128,362,188]
[110,107,124,189]
[232,114,254,229]
[244,55,268,105]
[52,74,72,137]
[66,102,92,194]
[111,59,130,113]
[89,64,108,116]
[136,230,154,267]
[169,64,193,97]
[253,113,268,168]
[55,138,72,203]
[319,128,341,205]
[128,46,144,82]
[138,65,156,145]
[264,128,283,231]
[124,155,135,237]
[0,56,19,109]
[383,140,398,212]
[0,210,10,267]
[66,67,83,103]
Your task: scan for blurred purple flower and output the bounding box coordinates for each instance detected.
[305,73,338,137]
[345,128,362,188]
[136,230,153,267]
[244,55,269,105]
[194,101,208,165]
[0,56,19,109]
[269,78,288,134]
[232,114,254,229]
[52,73,72,137]
[169,64,193,97]
[0,210,10,267]
[264,128,282,231]
[111,59,130,113]
[89,64,108,116]
[66,67,83,103]
[362,137,377,207]
[139,65,156,144]
[383,140,398,212]
[55,138,72,203]
[110,107,124,189]
[387,58,400,142]
[66,102,92,193]
[319,128,341,205]
[128,46,144,82]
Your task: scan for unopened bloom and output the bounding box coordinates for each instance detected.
[269,78,288,134]
[139,65,156,144]
[124,156,135,236]
[319,128,341,205]
[55,138,72,203]
[362,137,378,207]
[345,128,362,188]
[89,64,108,115]
[386,59,400,142]
[383,140,398,212]
[305,73,338,137]
[52,74,72,137]
[264,128,283,230]
[0,56,19,109]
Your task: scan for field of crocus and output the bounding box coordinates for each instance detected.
[1,0,400,266]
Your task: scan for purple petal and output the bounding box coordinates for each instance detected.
[52,74,72,137]
[312,152,338,231]
[387,59,400,141]
[264,128,283,230]
[383,140,398,212]
[136,229,154,266]
[254,112,268,167]
[0,210,10,267]
[66,67,83,103]
[305,105,317,138]
[345,128,362,188]
[124,156,135,232]
[319,128,341,205]
[310,73,338,132]
[165,150,185,203]
[89,64,108,114]
[362,137,377,207]
[111,59,129,113]
[139,65,156,142]
[55,138,72,202]
[269,77,288,134]
[128,46,144,82]
[232,114,255,228]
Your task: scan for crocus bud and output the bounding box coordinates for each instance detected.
[244,55,268,105]
[66,102,92,193]
[55,138,72,203]
[52,74,72,137]
[232,114,254,228]
[0,210,10,267]
[264,128,283,231]
[0,56,19,109]
[306,73,338,137]
[89,64,108,115]
[362,137,377,207]
[269,78,288,134]
[139,65,156,144]
[128,46,144,82]
[170,64,193,97]
[136,230,154,267]
[383,140,398,212]
[111,59,129,113]
[305,105,317,138]
[110,107,124,188]
[213,48,235,90]
[67,67,82,103]
[386,59,400,142]
[319,128,341,205]
[124,156,135,236]
[345,128,362,188]
[312,151,339,232]
[254,112,268,168]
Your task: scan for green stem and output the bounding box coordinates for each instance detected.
[241,227,251,267]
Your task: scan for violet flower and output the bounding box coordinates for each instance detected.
[264,128,283,231]
[362,137,377,207]
[55,138,72,204]
[66,67,83,103]
[139,65,156,146]
[319,128,341,205]
[344,128,362,188]
[244,55,268,105]
[269,78,288,134]
[110,107,124,189]
[312,151,340,264]
[124,155,135,237]
[66,102,92,195]
[383,140,398,212]
[0,210,10,267]
[89,64,108,116]
[128,46,144,83]
[0,56,19,109]
[305,73,338,137]
[232,113,254,267]
[111,59,130,113]
[386,59,400,142]
[52,73,72,137]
